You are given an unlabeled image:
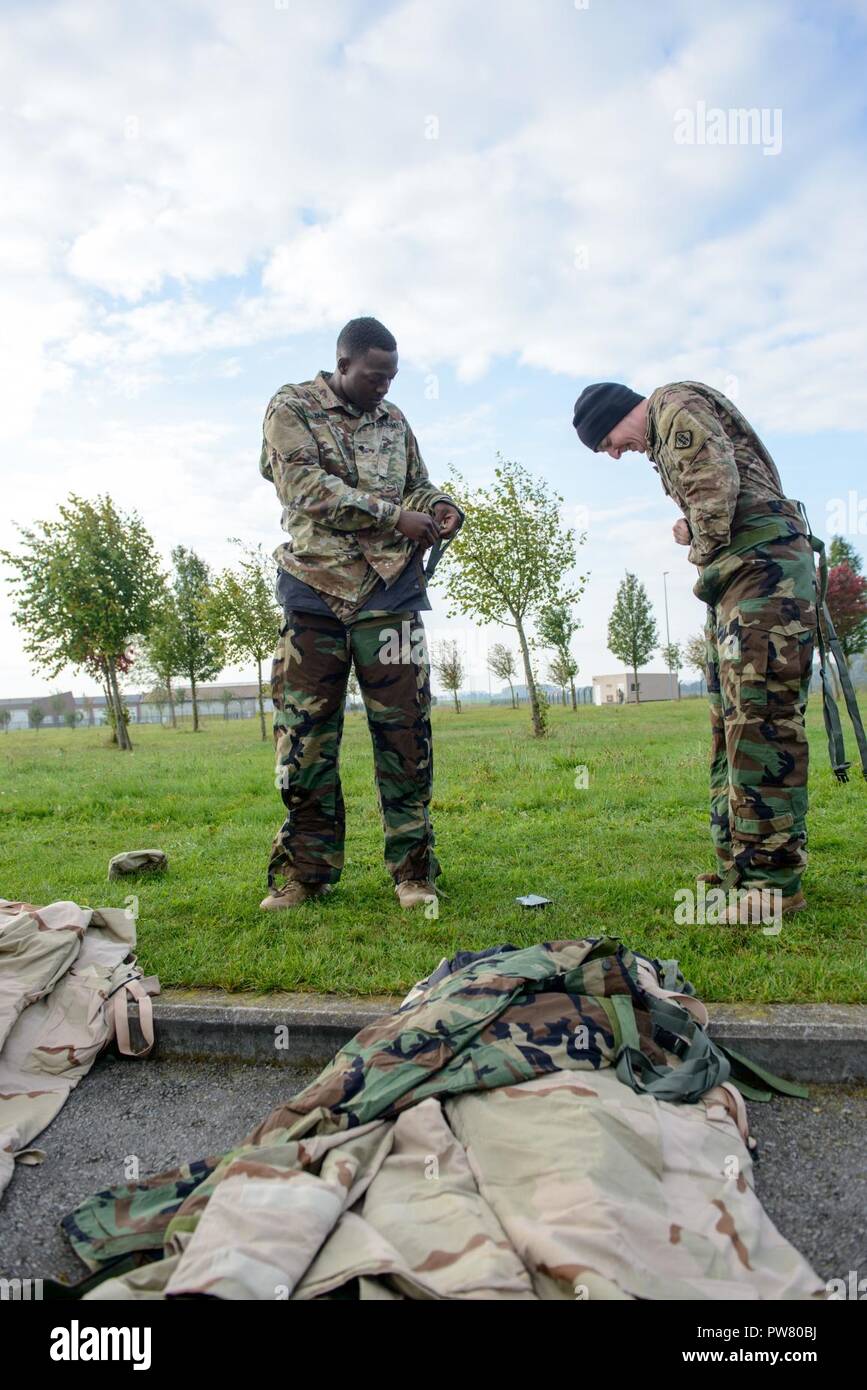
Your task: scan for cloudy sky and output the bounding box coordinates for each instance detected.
[2,0,866,699]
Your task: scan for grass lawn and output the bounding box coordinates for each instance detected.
[1,700,864,1002]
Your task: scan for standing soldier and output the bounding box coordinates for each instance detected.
[259,317,462,912]
[572,379,859,923]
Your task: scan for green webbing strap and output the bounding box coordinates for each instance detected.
[610,992,809,1105]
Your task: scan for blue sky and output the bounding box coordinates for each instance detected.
[2,0,866,698]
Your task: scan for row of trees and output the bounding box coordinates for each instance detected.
[1,495,281,751]
[605,533,867,703]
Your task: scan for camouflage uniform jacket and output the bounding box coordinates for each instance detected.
[260,370,455,606]
[645,381,786,567]
[59,938,821,1302]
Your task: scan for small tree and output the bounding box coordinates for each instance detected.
[347,669,361,712]
[171,547,225,733]
[220,689,236,721]
[827,563,867,660]
[81,695,96,726]
[0,709,10,733]
[48,691,67,727]
[487,643,518,707]
[684,632,707,696]
[537,603,581,710]
[63,709,81,729]
[829,536,863,573]
[441,458,587,737]
[28,704,46,731]
[1,494,163,751]
[433,640,464,713]
[548,653,572,706]
[607,572,659,703]
[137,592,186,729]
[175,687,188,724]
[204,542,282,741]
[661,640,683,699]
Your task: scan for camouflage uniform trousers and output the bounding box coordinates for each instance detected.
[267,608,439,889]
[697,529,817,899]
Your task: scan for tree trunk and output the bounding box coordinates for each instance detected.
[676,678,681,700]
[515,619,543,736]
[166,678,177,728]
[632,665,640,704]
[107,660,133,751]
[507,678,515,709]
[191,675,199,732]
[258,659,267,741]
[452,688,460,713]
[570,677,577,711]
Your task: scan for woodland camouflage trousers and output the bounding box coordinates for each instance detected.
[698,525,817,899]
[266,609,439,889]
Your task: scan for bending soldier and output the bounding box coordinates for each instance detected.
[573,380,819,923]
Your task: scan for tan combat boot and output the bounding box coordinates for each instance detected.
[259,881,331,911]
[721,887,808,925]
[395,880,438,909]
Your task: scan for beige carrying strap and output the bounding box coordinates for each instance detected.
[111,977,156,1057]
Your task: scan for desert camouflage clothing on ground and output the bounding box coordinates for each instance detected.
[59,938,822,1301]
[267,608,438,889]
[646,382,818,899]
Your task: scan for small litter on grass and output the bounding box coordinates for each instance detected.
[516,894,552,908]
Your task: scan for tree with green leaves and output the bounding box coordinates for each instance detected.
[28,705,45,731]
[48,691,67,726]
[0,494,164,751]
[137,592,187,729]
[684,632,707,696]
[204,542,281,741]
[607,572,659,704]
[828,536,863,573]
[440,458,586,736]
[548,653,573,706]
[347,669,361,712]
[220,689,236,721]
[661,640,683,699]
[171,546,225,734]
[175,687,188,725]
[487,642,518,708]
[0,709,10,733]
[433,640,464,713]
[537,603,581,710]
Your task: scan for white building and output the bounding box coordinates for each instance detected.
[592,671,678,705]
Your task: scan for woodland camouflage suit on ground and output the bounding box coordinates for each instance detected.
[259,365,458,892]
[644,381,818,901]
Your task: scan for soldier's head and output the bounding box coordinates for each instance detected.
[333,317,398,412]
[573,382,647,459]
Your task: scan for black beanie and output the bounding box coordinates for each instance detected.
[572,382,644,451]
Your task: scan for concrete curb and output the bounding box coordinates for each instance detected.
[144,991,867,1083]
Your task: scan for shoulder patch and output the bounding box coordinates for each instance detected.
[674,430,692,449]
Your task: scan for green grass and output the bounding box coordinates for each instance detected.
[1,701,865,1002]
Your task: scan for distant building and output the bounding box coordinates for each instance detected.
[592,672,678,705]
[0,691,77,731]
[0,683,274,728]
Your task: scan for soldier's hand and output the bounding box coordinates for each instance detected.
[432,503,461,539]
[397,509,440,546]
[673,518,691,545]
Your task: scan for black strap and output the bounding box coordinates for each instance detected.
[800,503,867,782]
